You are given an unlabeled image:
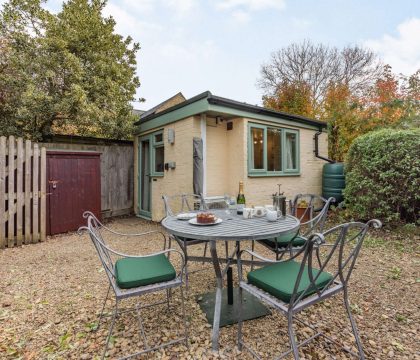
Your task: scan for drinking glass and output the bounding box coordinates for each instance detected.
[224,194,232,216]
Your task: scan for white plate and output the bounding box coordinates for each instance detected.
[176,213,196,220]
[188,218,223,226]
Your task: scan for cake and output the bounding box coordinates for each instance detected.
[196,212,217,224]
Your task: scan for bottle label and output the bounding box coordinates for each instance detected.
[237,204,244,211]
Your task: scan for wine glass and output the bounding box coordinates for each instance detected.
[224,194,232,217]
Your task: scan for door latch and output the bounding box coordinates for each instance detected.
[49,180,60,189]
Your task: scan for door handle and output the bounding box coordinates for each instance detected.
[49,180,60,189]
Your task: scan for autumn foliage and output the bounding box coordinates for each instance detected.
[260,42,420,161]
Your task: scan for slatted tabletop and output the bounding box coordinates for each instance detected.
[161,210,300,241]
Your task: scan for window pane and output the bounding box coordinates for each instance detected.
[267,128,282,171]
[251,128,264,169]
[286,132,297,169]
[154,133,163,143]
[154,146,164,173]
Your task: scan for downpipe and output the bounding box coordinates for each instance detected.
[314,131,335,163]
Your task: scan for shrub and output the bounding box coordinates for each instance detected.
[344,128,420,224]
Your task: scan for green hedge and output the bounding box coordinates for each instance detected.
[344,128,420,224]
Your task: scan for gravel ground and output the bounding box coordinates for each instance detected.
[0,216,419,359]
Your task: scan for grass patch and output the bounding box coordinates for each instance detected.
[387,266,402,280]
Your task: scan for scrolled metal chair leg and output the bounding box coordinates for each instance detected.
[180,285,189,347]
[136,302,149,350]
[343,289,365,359]
[102,300,118,360]
[96,284,111,331]
[237,286,244,351]
[287,311,300,359]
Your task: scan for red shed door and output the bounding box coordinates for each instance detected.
[47,152,101,235]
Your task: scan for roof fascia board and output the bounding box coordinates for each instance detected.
[207,103,323,131]
[135,97,209,134]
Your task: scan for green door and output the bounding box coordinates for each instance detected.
[139,137,151,218]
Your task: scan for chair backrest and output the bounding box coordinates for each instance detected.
[288,219,381,308]
[79,213,117,288]
[289,194,335,237]
[162,193,206,216]
[202,195,230,210]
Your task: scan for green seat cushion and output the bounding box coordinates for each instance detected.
[115,254,176,289]
[262,232,306,248]
[247,260,333,303]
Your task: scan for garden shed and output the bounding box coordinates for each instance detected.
[134,91,328,221]
[42,135,134,234]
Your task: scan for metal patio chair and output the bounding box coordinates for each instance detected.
[162,194,233,288]
[237,219,382,359]
[79,212,188,359]
[162,193,208,288]
[255,194,335,260]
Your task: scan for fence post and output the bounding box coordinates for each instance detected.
[8,136,15,247]
[16,138,24,245]
[32,144,39,243]
[40,147,46,241]
[24,140,32,244]
[0,137,5,248]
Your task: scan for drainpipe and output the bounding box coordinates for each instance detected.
[200,113,207,196]
[314,131,335,163]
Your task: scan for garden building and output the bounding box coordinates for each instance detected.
[134,91,328,221]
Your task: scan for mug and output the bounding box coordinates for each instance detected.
[266,209,282,222]
[243,208,254,219]
[253,206,266,217]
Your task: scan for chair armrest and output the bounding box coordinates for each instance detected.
[83,211,165,239]
[238,249,279,264]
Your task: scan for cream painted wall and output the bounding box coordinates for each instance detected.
[205,117,230,196]
[135,115,328,220]
[135,116,201,221]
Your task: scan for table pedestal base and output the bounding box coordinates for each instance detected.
[197,288,271,327]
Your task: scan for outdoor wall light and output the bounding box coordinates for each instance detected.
[168,128,175,144]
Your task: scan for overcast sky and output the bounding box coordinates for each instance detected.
[3,0,420,110]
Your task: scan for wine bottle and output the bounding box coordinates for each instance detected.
[237,181,246,215]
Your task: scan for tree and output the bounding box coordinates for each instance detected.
[400,69,420,128]
[258,40,420,161]
[262,80,314,117]
[361,64,403,128]
[258,40,382,114]
[0,0,140,140]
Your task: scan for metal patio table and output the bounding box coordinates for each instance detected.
[161,210,300,351]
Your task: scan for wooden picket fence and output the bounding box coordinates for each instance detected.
[0,136,46,248]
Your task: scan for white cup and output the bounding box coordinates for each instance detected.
[243,208,254,219]
[264,205,275,211]
[266,209,281,222]
[253,206,266,217]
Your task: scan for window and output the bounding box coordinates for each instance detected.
[151,130,164,176]
[285,131,297,170]
[251,127,264,169]
[248,124,299,176]
[154,146,164,173]
[267,128,282,171]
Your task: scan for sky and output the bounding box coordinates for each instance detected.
[3,0,420,110]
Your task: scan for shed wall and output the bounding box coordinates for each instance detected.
[140,116,201,221]
[136,116,328,220]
